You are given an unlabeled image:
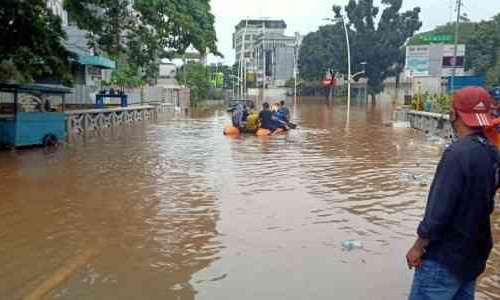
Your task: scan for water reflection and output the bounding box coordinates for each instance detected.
[0,98,498,299]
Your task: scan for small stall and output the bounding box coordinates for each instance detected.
[95,90,128,108]
[0,83,72,148]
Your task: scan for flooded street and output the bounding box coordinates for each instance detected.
[0,99,499,299]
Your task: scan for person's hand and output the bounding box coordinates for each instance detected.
[406,245,424,269]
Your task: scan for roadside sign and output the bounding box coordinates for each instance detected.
[322,79,336,87]
[421,34,454,43]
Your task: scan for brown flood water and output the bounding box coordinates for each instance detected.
[0,98,498,299]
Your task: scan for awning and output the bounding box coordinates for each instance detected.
[77,55,116,69]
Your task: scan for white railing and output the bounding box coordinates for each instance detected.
[65,105,157,135]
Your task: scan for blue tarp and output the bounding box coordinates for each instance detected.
[446,75,485,93]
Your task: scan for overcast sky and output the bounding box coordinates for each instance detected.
[207,0,500,64]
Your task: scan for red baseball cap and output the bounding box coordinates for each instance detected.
[452,86,494,128]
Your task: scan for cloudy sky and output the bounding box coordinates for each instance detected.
[207,0,500,64]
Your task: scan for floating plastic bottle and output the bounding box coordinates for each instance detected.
[342,240,363,251]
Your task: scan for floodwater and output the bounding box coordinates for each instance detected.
[0,99,498,300]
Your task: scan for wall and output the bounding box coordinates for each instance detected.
[393,108,453,138]
[63,85,179,107]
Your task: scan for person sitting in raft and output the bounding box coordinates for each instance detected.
[272,106,287,130]
[232,104,246,129]
[258,102,275,131]
[242,105,249,123]
[245,108,259,131]
[278,100,290,121]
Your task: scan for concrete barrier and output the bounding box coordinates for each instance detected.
[393,107,453,138]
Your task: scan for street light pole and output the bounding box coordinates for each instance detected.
[262,21,266,104]
[293,41,298,119]
[343,17,352,118]
[240,18,249,98]
[450,0,462,93]
[325,17,352,117]
[360,62,367,104]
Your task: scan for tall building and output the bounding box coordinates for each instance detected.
[233,19,286,72]
[232,19,302,87]
[254,32,301,87]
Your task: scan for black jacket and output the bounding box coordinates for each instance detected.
[418,133,499,280]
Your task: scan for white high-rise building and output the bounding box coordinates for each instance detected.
[233,19,286,73]
[46,0,68,26]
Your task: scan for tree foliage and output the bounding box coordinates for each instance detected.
[64,0,221,84]
[298,0,422,99]
[175,63,211,103]
[105,64,143,91]
[298,24,347,81]
[0,0,74,84]
[408,13,500,85]
[209,64,237,90]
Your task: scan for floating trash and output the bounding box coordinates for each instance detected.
[425,135,446,145]
[342,240,363,251]
[392,121,411,128]
[397,171,416,183]
[398,170,432,186]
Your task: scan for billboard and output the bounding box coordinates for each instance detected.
[406,45,430,76]
[442,44,465,68]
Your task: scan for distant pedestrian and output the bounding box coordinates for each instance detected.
[407,86,500,300]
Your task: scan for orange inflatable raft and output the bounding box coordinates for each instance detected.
[223,126,286,136]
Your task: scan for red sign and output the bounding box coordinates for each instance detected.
[322,79,336,87]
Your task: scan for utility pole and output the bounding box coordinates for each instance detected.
[239,18,249,98]
[293,41,298,118]
[262,20,266,104]
[450,0,462,93]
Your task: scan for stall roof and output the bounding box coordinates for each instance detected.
[77,54,116,69]
[0,83,72,94]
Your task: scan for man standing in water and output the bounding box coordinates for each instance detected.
[407,87,499,299]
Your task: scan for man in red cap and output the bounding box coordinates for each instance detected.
[407,86,499,299]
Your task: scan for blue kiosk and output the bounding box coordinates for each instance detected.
[95,91,128,108]
[0,84,72,148]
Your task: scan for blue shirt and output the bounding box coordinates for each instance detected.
[418,133,499,280]
[258,110,274,130]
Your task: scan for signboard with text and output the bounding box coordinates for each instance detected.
[420,34,454,43]
[405,45,430,76]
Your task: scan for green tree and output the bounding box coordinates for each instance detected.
[487,55,500,85]
[105,64,143,91]
[299,0,422,102]
[298,24,347,81]
[335,0,422,102]
[175,64,211,104]
[64,0,221,83]
[64,0,132,59]
[408,21,493,73]
[0,0,74,83]
[407,22,476,46]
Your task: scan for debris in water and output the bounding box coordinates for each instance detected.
[397,171,416,183]
[392,121,411,128]
[342,240,363,251]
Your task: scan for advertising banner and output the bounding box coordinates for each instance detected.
[406,45,430,76]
